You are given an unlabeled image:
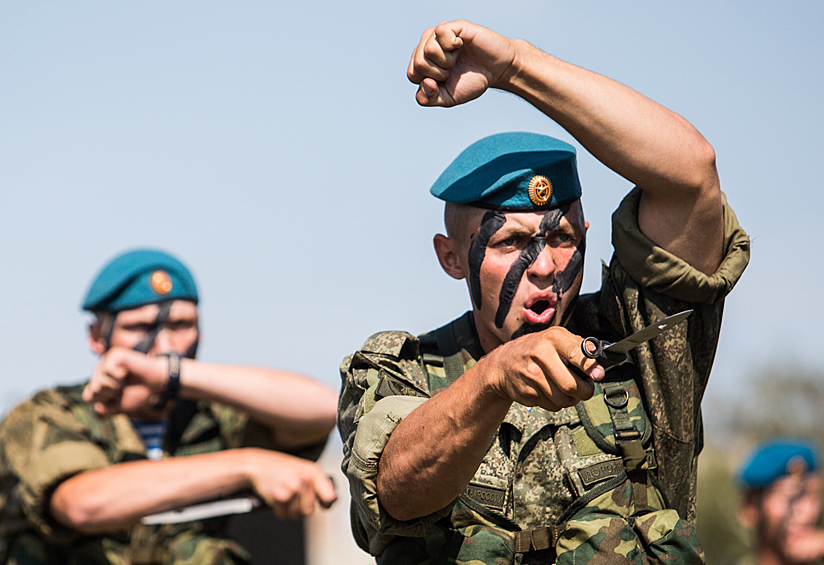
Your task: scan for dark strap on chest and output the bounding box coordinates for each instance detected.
[602,381,649,512]
[430,323,466,386]
[514,526,559,553]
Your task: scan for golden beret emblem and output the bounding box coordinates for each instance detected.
[150,270,173,295]
[787,456,810,476]
[528,175,552,206]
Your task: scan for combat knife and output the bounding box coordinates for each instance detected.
[581,310,692,369]
[141,495,262,525]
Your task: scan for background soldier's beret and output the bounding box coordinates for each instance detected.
[738,438,820,489]
[82,249,199,313]
[430,132,582,211]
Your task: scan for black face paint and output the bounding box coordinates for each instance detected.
[494,208,564,329]
[777,477,812,546]
[103,313,118,351]
[132,301,173,354]
[551,226,586,301]
[467,211,506,310]
[106,301,199,359]
[465,202,586,337]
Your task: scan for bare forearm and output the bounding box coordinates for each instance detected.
[501,40,717,197]
[179,361,337,448]
[377,360,511,521]
[500,40,724,273]
[50,449,255,533]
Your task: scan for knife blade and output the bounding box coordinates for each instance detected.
[581,309,692,368]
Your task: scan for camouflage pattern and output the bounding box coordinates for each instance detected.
[0,383,285,564]
[577,376,651,449]
[338,189,750,563]
[556,489,705,565]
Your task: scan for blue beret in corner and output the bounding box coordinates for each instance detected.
[82,249,199,313]
[430,132,582,211]
[738,438,820,489]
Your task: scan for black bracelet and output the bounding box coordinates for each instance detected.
[153,353,181,409]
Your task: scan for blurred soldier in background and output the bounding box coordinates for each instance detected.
[0,249,338,564]
[738,439,824,565]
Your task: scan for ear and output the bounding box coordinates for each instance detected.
[738,497,760,530]
[434,234,466,280]
[87,320,107,355]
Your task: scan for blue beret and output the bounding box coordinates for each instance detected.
[430,132,582,211]
[738,439,820,489]
[82,249,199,313]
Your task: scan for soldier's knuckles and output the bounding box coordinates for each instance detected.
[271,488,295,505]
[434,21,452,36]
[422,41,442,59]
[522,362,543,383]
[564,343,583,364]
[543,326,568,342]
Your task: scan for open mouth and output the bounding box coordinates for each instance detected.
[529,300,550,315]
[523,296,556,325]
[530,300,551,315]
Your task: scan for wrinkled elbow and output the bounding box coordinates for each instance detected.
[685,135,720,196]
[51,501,101,534]
[50,490,128,535]
[699,140,719,191]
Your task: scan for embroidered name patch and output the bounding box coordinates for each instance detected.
[578,459,623,488]
[465,484,506,511]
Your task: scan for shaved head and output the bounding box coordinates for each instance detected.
[444,203,485,252]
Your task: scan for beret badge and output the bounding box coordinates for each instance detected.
[528,175,552,206]
[150,270,173,295]
[787,456,810,476]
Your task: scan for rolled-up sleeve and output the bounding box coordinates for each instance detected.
[0,396,110,544]
[611,188,750,303]
[344,395,456,555]
[22,441,109,526]
[339,329,459,555]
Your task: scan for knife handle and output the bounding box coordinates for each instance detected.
[580,337,628,370]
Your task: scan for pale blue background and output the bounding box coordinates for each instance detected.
[2,2,822,436]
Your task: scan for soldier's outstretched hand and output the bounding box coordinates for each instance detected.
[245,449,337,519]
[407,20,517,107]
[484,326,604,412]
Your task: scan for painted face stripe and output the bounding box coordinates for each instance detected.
[466,201,585,337]
[494,208,564,329]
[552,232,585,300]
[494,236,546,328]
[468,211,506,311]
[133,301,173,354]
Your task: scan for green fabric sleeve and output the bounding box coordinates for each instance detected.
[22,441,110,526]
[345,395,454,556]
[611,188,750,304]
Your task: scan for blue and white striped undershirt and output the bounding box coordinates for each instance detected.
[131,419,168,461]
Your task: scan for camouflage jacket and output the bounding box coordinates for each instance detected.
[0,383,287,565]
[338,189,751,564]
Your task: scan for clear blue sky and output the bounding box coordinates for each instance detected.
[2,2,822,433]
